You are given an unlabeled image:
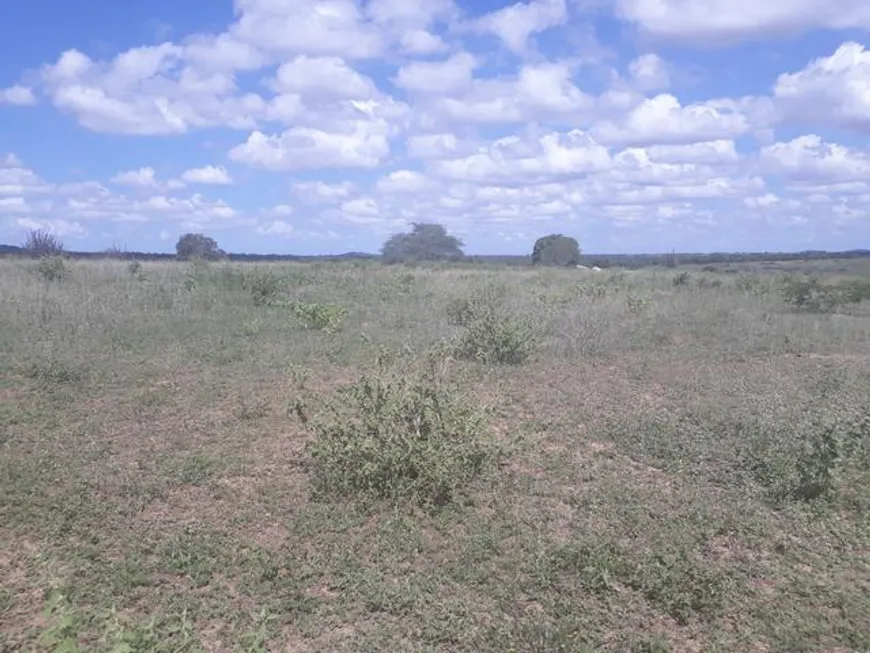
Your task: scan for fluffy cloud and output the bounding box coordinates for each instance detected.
[628,54,670,91]
[0,85,37,105]
[181,165,233,185]
[38,46,264,135]
[292,181,357,203]
[426,61,594,125]
[15,217,86,237]
[433,130,611,183]
[0,161,240,232]
[616,0,870,43]
[759,135,870,184]
[375,169,433,193]
[229,123,391,171]
[0,165,49,195]
[270,56,379,99]
[394,52,478,95]
[592,94,752,146]
[256,219,295,235]
[773,42,870,130]
[474,0,568,53]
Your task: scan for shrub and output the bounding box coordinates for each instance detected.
[303,360,495,506]
[34,256,68,282]
[22,228,64,258]
[246,269,283,306]
[292,301,348,333]
[454,311,536,365]
[574,283,608,299]
[627,295,650,314]
[127,261,145,280]
[446,286,536,364]
[446,295,489,327]
[672,271,691,287]
[743,412,870,505]
[780,276,870,312]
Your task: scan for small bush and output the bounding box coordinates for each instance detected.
[246,269,283,306]
[672,271,691,287]
[627,295,651,314]
[34,256,68,282]
[454,312,536,365]
[127,261,145,280]
[780,276,870,312]
[445,283,507,327]
[574,283,608,299]
[303,361,495,506]
[292,301,348,333]
[445,296,484,327]
[634,549,731,624]
[446,285,536,364]
[694,277,722,290]
[743,412,870,505]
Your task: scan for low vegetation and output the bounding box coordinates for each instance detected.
[1,257,869,651]
[302,352,496,507]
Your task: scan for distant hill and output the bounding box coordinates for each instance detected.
[0,244,22,254]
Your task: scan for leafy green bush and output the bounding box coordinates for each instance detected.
[292,301,348,333]
[454,311,536,364]
[246,269,283,306]
[445,285,536,364]
[445,296,486,327]
[743,411,869,505]
[780,275,870,312]
[34,256,68,282]
[303,361,495,506]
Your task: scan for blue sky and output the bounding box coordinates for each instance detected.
[1,0,869,255]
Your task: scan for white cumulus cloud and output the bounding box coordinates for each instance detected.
[181,165,233,185]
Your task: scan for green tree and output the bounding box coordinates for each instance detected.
[531,234,581,267]
[381,223,465,264]
[175,233,225,261]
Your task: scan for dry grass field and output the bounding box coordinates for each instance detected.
[1,256,869,652]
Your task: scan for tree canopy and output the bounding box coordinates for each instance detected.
[381,223,465,264]
[531,234,581,267]
[176,233,225,261]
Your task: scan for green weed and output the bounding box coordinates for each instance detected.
[292,301,348,333]
[303,357,496,506]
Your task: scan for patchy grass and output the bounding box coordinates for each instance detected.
[1,258,870,652]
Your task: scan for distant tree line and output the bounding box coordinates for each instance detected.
[4,226,869,268]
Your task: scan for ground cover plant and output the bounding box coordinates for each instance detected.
[1,257,869,652]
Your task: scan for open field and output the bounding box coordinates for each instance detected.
[1,257,869,652]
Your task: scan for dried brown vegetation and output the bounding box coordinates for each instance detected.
[1,257,869,652]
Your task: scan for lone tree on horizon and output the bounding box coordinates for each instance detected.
[381,223,465,264]
[176,233,225,261]
[22,228,64,258]
[532,234,581,267]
